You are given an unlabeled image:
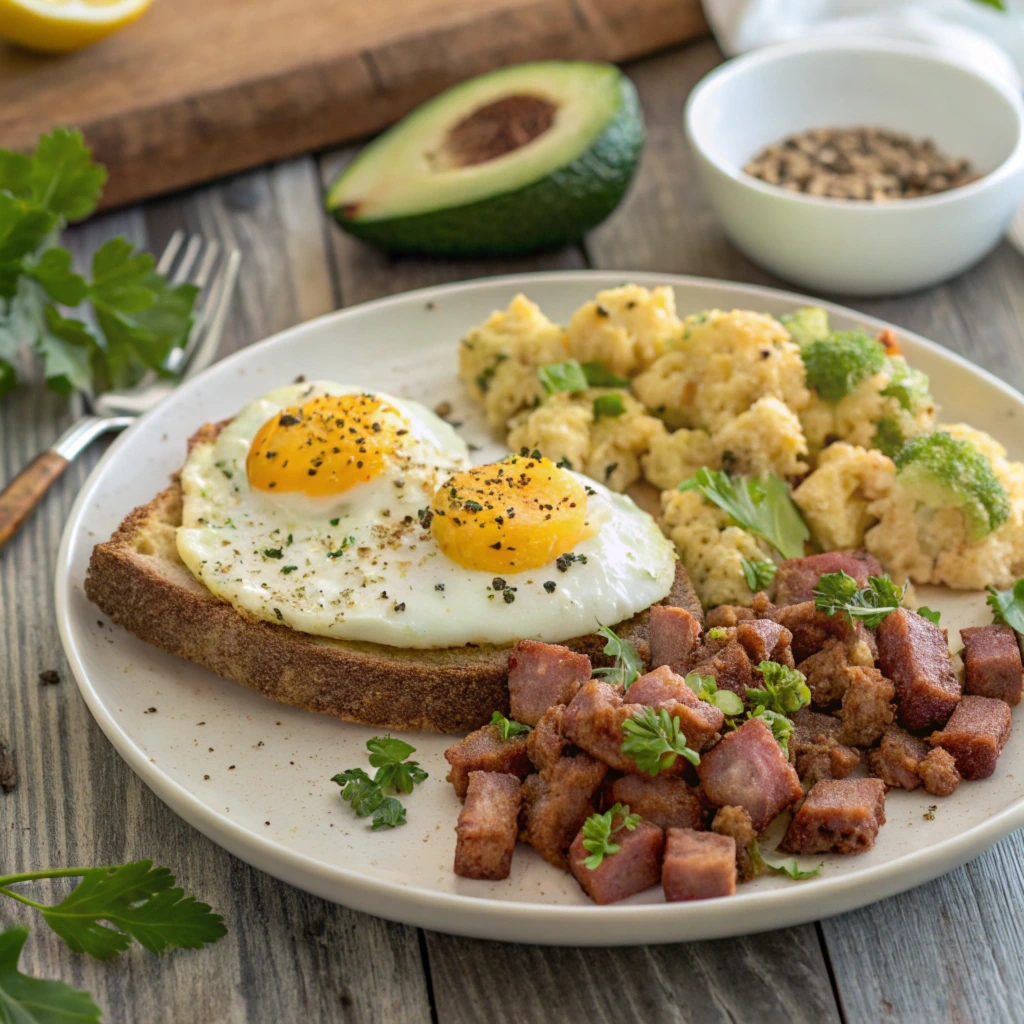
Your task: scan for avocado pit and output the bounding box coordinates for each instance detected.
[442,94,558,168]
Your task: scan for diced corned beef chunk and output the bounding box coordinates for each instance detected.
[609,774,706,832]
[917,747,961,797]
[800,637,876,705]
[774,551,884,606]
[877,609,960,731]
[662,829,736,901]
[839,667,895,746]
[705,605,757,628]
[665,563,706,628]
[736,619,796,668]
[649,605,702,674]
[527,705,568,771]
[781,778,886,855]
[454,772,522,880]
[930,695,1012,780]
[568,818,664,904]
[562,680,636,773]
[444,724,532,798]
[790,708,860,786]
[961,625,1023,707]
[520,754,607,869]
[696,718,803,831]
[686,634,755,697]
[507,640,592,727]
[711,805,759,882]
[626,666,725,751]
[774,601,878,664]
[868,725,928,791]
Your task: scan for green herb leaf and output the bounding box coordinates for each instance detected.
[917,606,941,626]
[371,798,407,830]
[987,579,1024,634]
[28,247,88,305]
[592,623,643,690]
[367,735,416,766]
[366,735,428,794]
[621,707,700,776]
[538,359,588,394]
[748,840,822,880]
[706,626,726,640]
[580,803,641,870]
[490,710,533,742]
[747,706,794,755]
[25,127,106,221]
[592,392,626,419]
[581,361,630,388]
[747,662,811,715]
[741,556,777,592]
[679,468,809,560]
[812,571,907,629]
[331,767,387,817]
[0,926,101,1024]
[683,671,744,716]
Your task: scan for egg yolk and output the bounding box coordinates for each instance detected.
[246,393,407,496]
[431,454,589,573]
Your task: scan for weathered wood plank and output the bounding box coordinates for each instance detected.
[1,158,432,1024]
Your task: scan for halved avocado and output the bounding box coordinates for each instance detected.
[327,62,644,256]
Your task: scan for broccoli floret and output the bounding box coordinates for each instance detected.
[881,357,932,414]
[872,417,906,458]
[801,330,886,402]
[895,430,1010,540]
[780,307,830,347]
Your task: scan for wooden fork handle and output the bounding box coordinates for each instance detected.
[0,451,70,549]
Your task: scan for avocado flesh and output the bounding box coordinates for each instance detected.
[327,62,644,256]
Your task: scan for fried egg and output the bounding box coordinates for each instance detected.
[176,382,676,648]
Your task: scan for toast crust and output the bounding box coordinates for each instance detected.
[85,424,703,733]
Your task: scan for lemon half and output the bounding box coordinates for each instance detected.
[0,0,153,54]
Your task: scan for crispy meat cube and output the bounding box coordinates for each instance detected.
[507,639,592,727]
[736,619,796,668]
[790,708,860,786]
[930,695,1012,780]
[961,625,1023,707]
[662,829,736,901]
[562,680,636,773]
[444,724,532,798]
[527,705,568,771]
[799,636,876,705]
[696,718,803,831]
[877,608,960,731]
[568,818,664,905]
[774,601,878,664]
[781,778,886,855]
[649,605,702,675]
[705,605,757,628]
[686,633,755,697]
[520,754,607,869]
[774,551,883,606]
[839,666,895,746]
[868,725,928,791]
[626,666,725,751]
[917,747,961,797]
[608,774,705,832]
[711,805,759,882]
[454,772,522,881]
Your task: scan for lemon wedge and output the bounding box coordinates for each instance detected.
[0,0,152,54]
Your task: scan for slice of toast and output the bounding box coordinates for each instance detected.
[85,425,703,733]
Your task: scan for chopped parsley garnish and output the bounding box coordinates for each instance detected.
[748,839,822,880]
[741,557,777,592]
[581,361,630,388]
[683,672,743,716]
[556,455,573,470]
[986,578,1024,634]
[747,662,811,715]
[747,707,795,755]
[327,536,356,559]
[331,735,428,830]
[592,392,627,419]
[490,710,532,741]
[330,517,340,526]
[621,707,700,776]
[263,547,283,559]
[706,626,727,641]
[580,803,642,870]
[592,623,643,690]
[813,571,907,629]
[917,606,941,625]
[538,359,588,394]
[463,499,483,512]
[280,565,297,574]
[366,735,428,793]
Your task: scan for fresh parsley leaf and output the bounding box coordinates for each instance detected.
[26,128,107,221]
[747,662,810,715]
[706,626,727,640]
[747,706,795,755]
[366,735,428,794]
[679,468,808,560]
[580,803,641,870]
[0,926,101,1023]
[490,710,533,741]
[581,361,629,388]
[917,606,941,626]
[592,392,626,419]
[38,307,95,396]
[332,737,427,827]
[813,571,907,629]
[621,707,700,776]
[367,735,416,766]
[263,547,283,559]
[748,840,822,880]
[683,671,744,716]
[371,798,407,830]
[331,767,387,817]
[741,556,777,592]
[592,623,643,690]
[538,359,588,394]
[29,246,88,305]
[986,579,1024,634]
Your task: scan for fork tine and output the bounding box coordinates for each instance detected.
[156,229,186,276]
[181,248,241,380]
[192,239,220,292]
[170,234,203,286]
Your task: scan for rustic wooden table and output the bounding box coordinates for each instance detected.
[4,38,1024,1024]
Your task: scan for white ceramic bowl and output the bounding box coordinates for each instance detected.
[685,38,1024,296]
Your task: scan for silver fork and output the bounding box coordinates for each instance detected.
[0,230,241,549]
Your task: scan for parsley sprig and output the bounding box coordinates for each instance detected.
[490,710,532,741]
[621,707,700,776]
[0,129,198,400]
[741,556,777,592]
[580,803,642,870]
[986,578,1024,634]
[747,707,795,756]
[684,672,743,716]
[812,571,908,629]
[748,840,822,880]
[747,662,811,715]
[679,468,809,560]
[592,623,643,691]
[331,734,428,829]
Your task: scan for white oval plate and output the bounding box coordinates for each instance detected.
[57,272,1024,945]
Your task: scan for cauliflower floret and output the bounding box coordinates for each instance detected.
[661,488,774,608]
[632,309,810,431]
[793,443,897,552]
[458,294,568,430]
[566,284,681,378]
[643,428,718,490]
[713,397,809,479]
[507,389,666,492]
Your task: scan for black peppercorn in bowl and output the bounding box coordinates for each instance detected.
[684,37,1024,296]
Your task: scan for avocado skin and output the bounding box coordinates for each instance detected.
[331,75,644,257]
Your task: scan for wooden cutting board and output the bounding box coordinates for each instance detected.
[0,0,707,210]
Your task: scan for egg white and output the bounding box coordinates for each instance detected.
[177,382,677,648]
